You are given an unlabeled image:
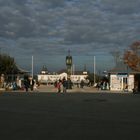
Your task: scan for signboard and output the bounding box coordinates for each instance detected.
[117,73,128,78]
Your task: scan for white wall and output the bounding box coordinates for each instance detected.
[38,73,88,84]
[110,74,134,91]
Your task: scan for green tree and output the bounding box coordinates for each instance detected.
[0,53,17,75]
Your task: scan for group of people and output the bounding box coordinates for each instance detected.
[24,77,35,92]
[55,77,69,93]
[96,80,109,90]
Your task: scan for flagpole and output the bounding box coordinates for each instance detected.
[94,56,96,84]
[32,55,33,78]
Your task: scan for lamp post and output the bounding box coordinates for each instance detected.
[31,55,34,78]
[93,56,96,84]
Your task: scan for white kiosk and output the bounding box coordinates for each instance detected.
[110,73,134,91]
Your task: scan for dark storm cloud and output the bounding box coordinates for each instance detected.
[1,0,140,72]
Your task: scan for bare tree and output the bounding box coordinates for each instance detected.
[124,41,140,71]
[110,50,121,66]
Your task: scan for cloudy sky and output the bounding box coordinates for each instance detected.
[0,0,140,73]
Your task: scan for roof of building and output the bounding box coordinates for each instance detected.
[15,65,30,74]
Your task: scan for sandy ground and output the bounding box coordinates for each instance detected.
[0,89,140,140]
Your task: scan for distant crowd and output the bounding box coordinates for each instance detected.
[54,77,72,93]
[0,74,109,92]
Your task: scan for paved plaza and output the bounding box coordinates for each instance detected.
[34,84,128,93]
[0,86,140,140]
[37,84,100,93]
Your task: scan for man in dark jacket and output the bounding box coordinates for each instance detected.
[62,78,67,93]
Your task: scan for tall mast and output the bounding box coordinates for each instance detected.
[94,56,96,84]
[31,55,34,78]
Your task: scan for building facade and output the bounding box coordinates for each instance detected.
[109,62,135,92]
[110,73,134,91]
[37,72,88,85]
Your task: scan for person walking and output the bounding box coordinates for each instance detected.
[57,79,62,93]
[24,78,29,92]
[62,77,67,93]
[29,78,34,91]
